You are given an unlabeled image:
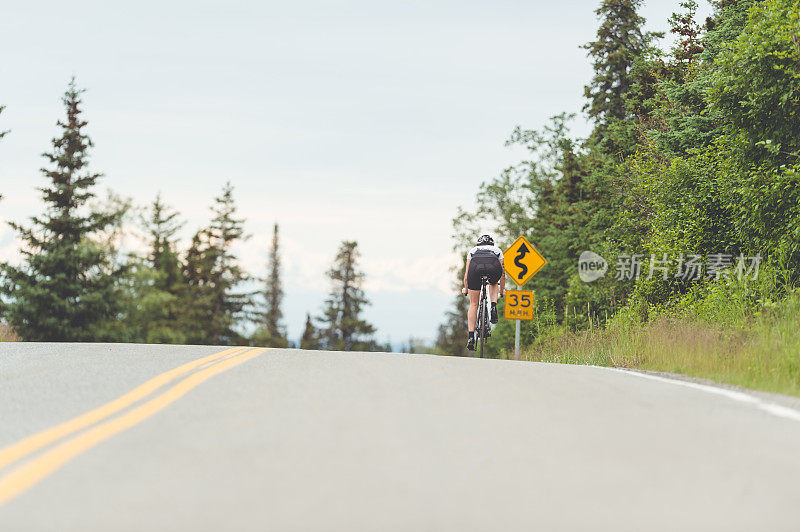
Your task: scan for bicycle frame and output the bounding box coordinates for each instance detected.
[476,275,490,358]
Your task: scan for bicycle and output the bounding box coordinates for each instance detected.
[475,275,491,358]
[463,275,501,357]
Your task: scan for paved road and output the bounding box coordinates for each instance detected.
[2,343,800,531]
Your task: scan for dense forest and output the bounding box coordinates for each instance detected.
[0,81,382,350]
[436,0,800,366]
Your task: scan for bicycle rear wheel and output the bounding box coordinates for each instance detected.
[478,289,487,358]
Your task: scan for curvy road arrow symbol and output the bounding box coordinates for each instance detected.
[514,243,530,280]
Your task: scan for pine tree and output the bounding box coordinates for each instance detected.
[206,182,251,344]
[701,0,758,62]
[632,0,716,158]
[184,182,252,345]
[583,0,661,129]
[181,229,217,343]
[577,0,662,311]
[120,194,188,343]
[1,79,121,340]
[299,313,320,350]
[252,223,288,347]
[669,0,705,68]
[145,193,184,287]
[318,241,376,351]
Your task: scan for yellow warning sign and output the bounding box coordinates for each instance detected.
[504,290,534,320]
[503,236,546,287]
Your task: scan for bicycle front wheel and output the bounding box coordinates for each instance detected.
[479,298,486,358]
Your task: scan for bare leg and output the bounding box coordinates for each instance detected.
[467,289,480,332]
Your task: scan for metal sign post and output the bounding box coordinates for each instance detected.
[515,298,521,360]
[504,287,534,360]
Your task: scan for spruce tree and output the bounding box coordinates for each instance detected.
[181,229,216,342]
[643,0,720,157]
[252,222,288,347]
[318,241,376,351]
[266,223,283,332]
[669,0,705,68]
[583,0,661,129]
[701,0,758,63]
[120,193,187,343]
[580,0,661,288]
[145,193,184,287]
[208,182,251,344]
[182,182,251,345]
[299,313,320,350]
[1,79,120,340]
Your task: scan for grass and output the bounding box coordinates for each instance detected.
[519,289,800,397]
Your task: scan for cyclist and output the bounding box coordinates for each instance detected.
[461,234,505,351]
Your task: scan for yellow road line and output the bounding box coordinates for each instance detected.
[0,346,247,472]
[0,347,267,506]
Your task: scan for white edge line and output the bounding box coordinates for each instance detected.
[591,365,800,424]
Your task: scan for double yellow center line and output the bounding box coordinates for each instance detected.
[0,346,266,506]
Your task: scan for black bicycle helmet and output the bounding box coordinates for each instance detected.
[476,234,494,246]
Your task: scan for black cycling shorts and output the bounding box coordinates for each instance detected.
[467,256,503,290]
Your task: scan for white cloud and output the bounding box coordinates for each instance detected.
[235,231,459,297]
[360,254,458,295]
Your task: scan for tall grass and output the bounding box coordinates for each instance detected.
[518,271,800,396]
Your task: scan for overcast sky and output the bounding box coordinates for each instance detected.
[0,0,712,345]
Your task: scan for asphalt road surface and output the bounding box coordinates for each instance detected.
[2,343,800,531]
